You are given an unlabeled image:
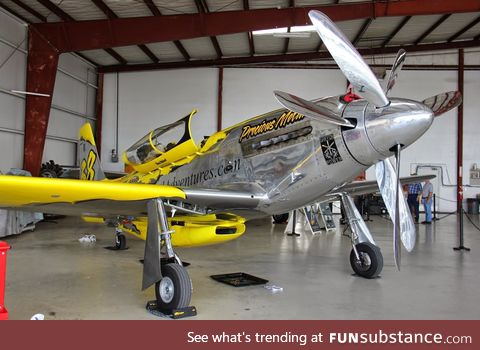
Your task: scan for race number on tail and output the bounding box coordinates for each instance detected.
[78,123,105,181]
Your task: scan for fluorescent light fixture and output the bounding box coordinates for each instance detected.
[291,25,315,32]
[253,25,316,38]
[253,27,288,35]
[11,90,50,97]
[273,32,312,38]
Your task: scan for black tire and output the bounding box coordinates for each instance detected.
[349,242,383,278]
[272,213,289,224]
[155,263,192,311]
[115,234,127,250]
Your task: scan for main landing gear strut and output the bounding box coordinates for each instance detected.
[143,199,192,313]
[340,193,383,279]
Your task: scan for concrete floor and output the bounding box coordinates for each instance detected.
[3,213,480,320]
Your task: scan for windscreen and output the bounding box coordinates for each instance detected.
[125,119,186,166]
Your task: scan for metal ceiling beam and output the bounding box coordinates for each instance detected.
[381,16,411,47]
[0,3,29,23]
[414,14,451,45]
[243,0,255,56]
[98,38,480,73]
[31,0,480,53]
[194,0,223,59]
[91,0,117,19]
[37,0,74,21]
[11,0,47,22]
[36,0,126,64]
[143,0,190,61]
[74,52,100,67]
[90,0,158,63]
[0,2,100,66]
[101,50,126,65]
[143,0,161,16]
[283,0,295,55]
[352,18,373,46]
[448,15,480,42]
[220,63,480,71]
[104,48,127,65]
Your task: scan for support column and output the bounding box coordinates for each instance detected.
[217,67,223,132]
[457,49,464,213]
[23,27,60,176]
[95,73,104,156]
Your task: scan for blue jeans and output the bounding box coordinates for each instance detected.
[422,198,432,222]
[407,194,420,221]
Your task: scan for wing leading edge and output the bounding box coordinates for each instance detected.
[0,175,260,217]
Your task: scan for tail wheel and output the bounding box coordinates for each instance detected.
[350,242,383,279]
[115,234,126,250]
[155,263,192,311]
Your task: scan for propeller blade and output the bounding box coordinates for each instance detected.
[375,157,417,269]
[422,91,462,117]
[393,145,402,270]
[274,90,355,127]
[308,10,389,108]
[384,49,406,96]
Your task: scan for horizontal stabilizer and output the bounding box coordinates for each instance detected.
[274,90,354,128]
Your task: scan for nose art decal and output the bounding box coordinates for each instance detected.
[320,134,343,165]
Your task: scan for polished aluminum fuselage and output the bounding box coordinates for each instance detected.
[157,96,433,219]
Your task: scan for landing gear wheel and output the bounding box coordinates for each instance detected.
[115,233,127,250]
[155,263,192,311]
[350,242,383,278]
[272,213,289,224]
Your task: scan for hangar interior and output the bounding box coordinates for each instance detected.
[0,0,479,319]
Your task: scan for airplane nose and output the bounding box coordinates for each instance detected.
[364,98,434,157]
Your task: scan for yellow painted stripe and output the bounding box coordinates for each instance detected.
[0,175,185,207]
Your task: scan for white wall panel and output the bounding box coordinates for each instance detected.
[0,9,26,46]
[222,68,346,128]
[47,110,89,141]
[52,72,90,114]
[0,93,25,130]
[101,69,218,171]
[42,139,76,166]
[0,50,26,90]
[0,132,23,171]
[0,9,97,172]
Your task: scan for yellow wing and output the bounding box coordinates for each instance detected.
[0,175,185,217]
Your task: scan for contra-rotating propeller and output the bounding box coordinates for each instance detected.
[274,10,463,270]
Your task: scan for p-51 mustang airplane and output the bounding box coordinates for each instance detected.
[0,11,460,312]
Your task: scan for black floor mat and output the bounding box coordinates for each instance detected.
[210,272,268,287]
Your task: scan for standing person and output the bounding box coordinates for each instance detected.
[407,181,422,223]
[421,179,434,224]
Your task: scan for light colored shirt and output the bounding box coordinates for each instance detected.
[422,182,433,198]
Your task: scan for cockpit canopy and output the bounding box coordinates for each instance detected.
[123,110,199,173]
